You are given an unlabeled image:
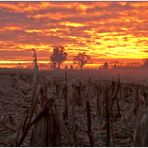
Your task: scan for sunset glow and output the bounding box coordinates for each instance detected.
[0,2,148,69]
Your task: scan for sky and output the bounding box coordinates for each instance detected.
[0,2,148,69]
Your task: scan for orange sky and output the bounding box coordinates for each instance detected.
[0,2,148,69]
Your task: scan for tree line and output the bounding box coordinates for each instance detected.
[50,46,91,70]
[35,46,148,70]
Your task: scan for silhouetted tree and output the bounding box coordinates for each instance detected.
[142,59,148,68]
[70,65,73,70]
[102,62,109,70]
[65,65,68,70]
[50,46,67,69]
[73,52,90,69]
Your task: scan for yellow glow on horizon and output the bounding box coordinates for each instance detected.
[60,22,85,27]
[25,29,42,33]
[0,2,147,68]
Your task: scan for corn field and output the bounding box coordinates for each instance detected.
[0,50,148,146]
[0,68,148,146]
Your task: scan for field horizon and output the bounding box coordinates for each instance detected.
[0,1,148,147]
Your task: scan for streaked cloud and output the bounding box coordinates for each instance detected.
[0,2,147,68]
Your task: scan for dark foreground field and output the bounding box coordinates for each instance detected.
[0,68,148,146]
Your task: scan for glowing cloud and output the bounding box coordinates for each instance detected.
[0,2,147,68]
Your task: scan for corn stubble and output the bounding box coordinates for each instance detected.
[4,50,147,146]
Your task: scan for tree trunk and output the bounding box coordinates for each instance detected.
[54,62,57,69]
[58,62,61,69]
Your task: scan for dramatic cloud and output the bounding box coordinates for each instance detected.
[0,2,147,68]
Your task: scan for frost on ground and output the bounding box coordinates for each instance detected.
[0,68,148,146]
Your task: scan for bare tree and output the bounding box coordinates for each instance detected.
[102,62,109,70]
[50,46,67,69]
[73,52,90,69]
[142,58,148,68]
